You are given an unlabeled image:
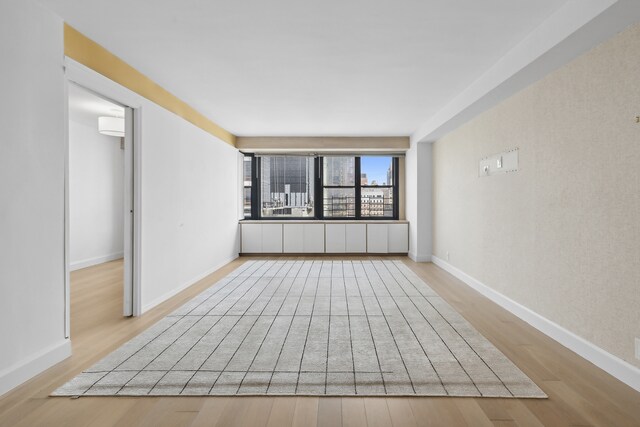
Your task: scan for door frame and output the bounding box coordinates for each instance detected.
[63,58,143,338]
[122,106,136,316]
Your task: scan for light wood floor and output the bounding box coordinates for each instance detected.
[0,256,639,427]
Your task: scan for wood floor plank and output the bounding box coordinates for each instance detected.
[237,397,274,427]
[453,399,493,427]
[521,394,590,427]
[317,397,342,427]
[189,397,232,427]
[543,381,633,427]
[341,398,367,427]
[409,398,468,427]
[363,398,392,427]
[112,398,159,427]
[476,399,514,423]
[266,397,297,427]
[504,401,545,427]
[386,398,418,427]
[212,398,254,427]
[135,397,203,427]
[292,397,319,427]
[84,398,138,427]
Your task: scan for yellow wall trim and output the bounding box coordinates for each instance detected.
[64,24,236,146]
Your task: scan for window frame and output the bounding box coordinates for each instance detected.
[257,155,318,220]
[241,153,399,221]
[243,153,259,219]
[358,156,399,220]
[319,156,358,220]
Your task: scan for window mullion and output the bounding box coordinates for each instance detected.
[315,157,323,219]
[252,156,260,219]
[355,157,361,219]
[393,157,399,220]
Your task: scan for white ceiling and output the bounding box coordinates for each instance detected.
[42,0,570,136]
[68,83,124,128]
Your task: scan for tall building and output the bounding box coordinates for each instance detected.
[323,157,356,217]
[261,156,314,216]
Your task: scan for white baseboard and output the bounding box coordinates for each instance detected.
[141,254,239,314]
[431,255,640,392]
[0,339,71,397]
[409,252,432,262]
[70,252,124,271]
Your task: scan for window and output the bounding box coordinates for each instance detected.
[243,156,252,218]
[243,153,398,220]
[322,157,356,218]
[360,156,395,218]
[259,156,315,218]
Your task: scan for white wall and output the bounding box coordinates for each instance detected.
[405,142,432,262]
[64,59,241,315]
[0,0,70,396]
[69,119,124,270]
[140,100,241,312]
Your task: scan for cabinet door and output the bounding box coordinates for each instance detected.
[283,224,304,253]
[325,223,346,253]
[388,223,409,253]
[303,224,325,253]
[367,224,388,253]
[241,224,262,253]
[262,224,283,253]
[345,224,366,253]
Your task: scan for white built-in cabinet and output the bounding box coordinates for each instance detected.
[241,223,284,253]
[388,223,409,253]
[326,223,367,253]
[325,224,345,253]
[282,224,304,252]
[304,224,325,253]
[240,223,262,253]
[241,221,408,254]
[262,224,283,253]
[345,224,367,253]
[367,224,389,253]
[283,223,324,253]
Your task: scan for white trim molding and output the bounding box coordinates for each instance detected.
[0,339,71,397]
[431,255,640,393]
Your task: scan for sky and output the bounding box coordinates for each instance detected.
[361,156,392,185]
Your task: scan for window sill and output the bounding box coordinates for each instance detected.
[239,219,408,224]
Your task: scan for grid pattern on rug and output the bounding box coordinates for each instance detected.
[53,260,546,397]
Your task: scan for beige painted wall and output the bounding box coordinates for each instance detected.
[236,136,409,151]
[432,23,640,367]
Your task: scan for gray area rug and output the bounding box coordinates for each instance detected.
[53,260,546,397]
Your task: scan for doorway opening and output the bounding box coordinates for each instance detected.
[66,82,137,338]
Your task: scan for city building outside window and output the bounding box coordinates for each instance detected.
[322,156,356,218]
[243,156,252,218]
[360,156,395,218]
[259,156,315,218]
